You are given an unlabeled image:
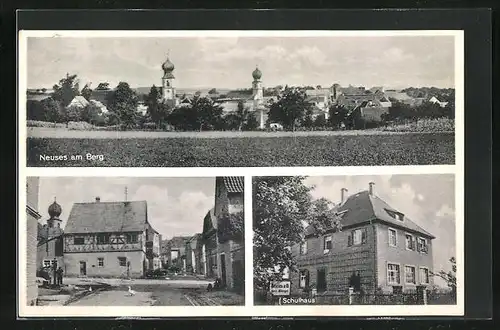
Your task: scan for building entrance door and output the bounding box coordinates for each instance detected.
[220,254,227,287]
[317,268,327,292]
[79,261,87,276]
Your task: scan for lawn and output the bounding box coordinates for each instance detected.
[26,132,455,167]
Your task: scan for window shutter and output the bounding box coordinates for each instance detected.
[361,229,367,244]
[347,232,353,246]
[416,239,421,252]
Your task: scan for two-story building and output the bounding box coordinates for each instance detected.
[291,182,435,295]
[185,233,203,274]
[164,236,191,272]
[26,177,42,306]
[202,177,245,293]
[63,197,161,278]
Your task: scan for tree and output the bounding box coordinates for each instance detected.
[40,98,63,124]
[267,87,311,131]
[302,108,314,129]
[145,85,172,129]
[432,257,457,299]
[314,113,327,128]
[190,95,223,131]
[217,211,244,244]
[81,102,103,126]
[208,88,217,95]
[253,176,341,289]
[51,73,80,107]
[328,104,349,129]
[81,83,93,101]
[27,100,44,121]
[106,82,139,128]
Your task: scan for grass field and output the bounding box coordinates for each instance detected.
[27,132,455,167]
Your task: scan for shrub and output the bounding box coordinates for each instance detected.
[382,118,454,133]
[67,121,95,130]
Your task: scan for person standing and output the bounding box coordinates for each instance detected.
[57,267,64,285]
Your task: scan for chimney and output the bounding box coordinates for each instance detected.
[341,188,348,204]
[95,197,101,202]
[368,182,375,196]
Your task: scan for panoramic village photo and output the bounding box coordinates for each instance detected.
[23,32,458,167]
[253,174,458,306]
[25,176,245,307]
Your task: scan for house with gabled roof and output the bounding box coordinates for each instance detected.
[291,182,435,296]
[201,177,245,293]
[63,197,161,278]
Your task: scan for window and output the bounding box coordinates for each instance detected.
[420,267,430,284]
[96,233,110,244]
[118,257,127,267]
[405,265,416,284]
[323,236,332,252]
[348,228,367,246]
[299,270,309,289]
[126,233,138,244]
[405,233,415,250]
[98,257,104,267]
[387,263,401,285]
[388,228,397,247]
[74,236,84,245]
[43,260,51,267]
[300,241,308,255]
[417,237,428,254]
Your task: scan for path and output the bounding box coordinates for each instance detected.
[26,127,448,139]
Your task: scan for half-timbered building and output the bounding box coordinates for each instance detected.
[63,197,161,278]
[202,177,245,293]
[290,182,435,296]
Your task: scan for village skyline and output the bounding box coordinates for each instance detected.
[303,174,456,287]
[26,35,455,90]
[36,177,216,240]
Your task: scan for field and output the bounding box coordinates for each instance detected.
[26,131,455,167]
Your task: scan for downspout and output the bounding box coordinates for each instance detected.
[371,219,378,294]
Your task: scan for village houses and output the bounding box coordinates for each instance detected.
[63,197,161,278]
[289,182,435,296]
[201,177,245,293]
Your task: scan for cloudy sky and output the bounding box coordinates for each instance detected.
[26,35,455,90]
[36,177,215,240]
[304,174,456,287]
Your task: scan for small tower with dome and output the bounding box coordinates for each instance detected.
[161,53,177,105]
[47,198,62,228]
[252,66,264,104]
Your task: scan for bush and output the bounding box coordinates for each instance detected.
[27,120,66,128]
[67,121,95,130]
[382,118,454,133]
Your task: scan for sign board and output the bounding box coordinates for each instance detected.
[270,281,291,296]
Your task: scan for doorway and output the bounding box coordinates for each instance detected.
[220,254,227,287]
[317,268,327,292]
[79,261,87,276]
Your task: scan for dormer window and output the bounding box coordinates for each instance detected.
[385,209,404,221]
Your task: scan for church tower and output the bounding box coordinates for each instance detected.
[162,54,176,104]
[47,198,62,229]
[252,66,264,106]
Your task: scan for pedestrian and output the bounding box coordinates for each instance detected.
[57,267,64,285]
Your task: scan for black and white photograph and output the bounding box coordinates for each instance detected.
[253,174,459,308]
[21,31,460,167]
[23,176,245,309]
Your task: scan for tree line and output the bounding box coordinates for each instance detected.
[27,74,455,131]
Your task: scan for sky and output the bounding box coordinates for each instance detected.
[304,174,456,287]
[26,35,455,90]
[36,177,216,240]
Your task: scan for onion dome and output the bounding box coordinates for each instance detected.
[48,199,62,219]
[162,57,175,73]
[252,66,262,80]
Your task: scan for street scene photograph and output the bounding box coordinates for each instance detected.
[253,174,458,306]
[23,31,458,167]
[24,176,245,307]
